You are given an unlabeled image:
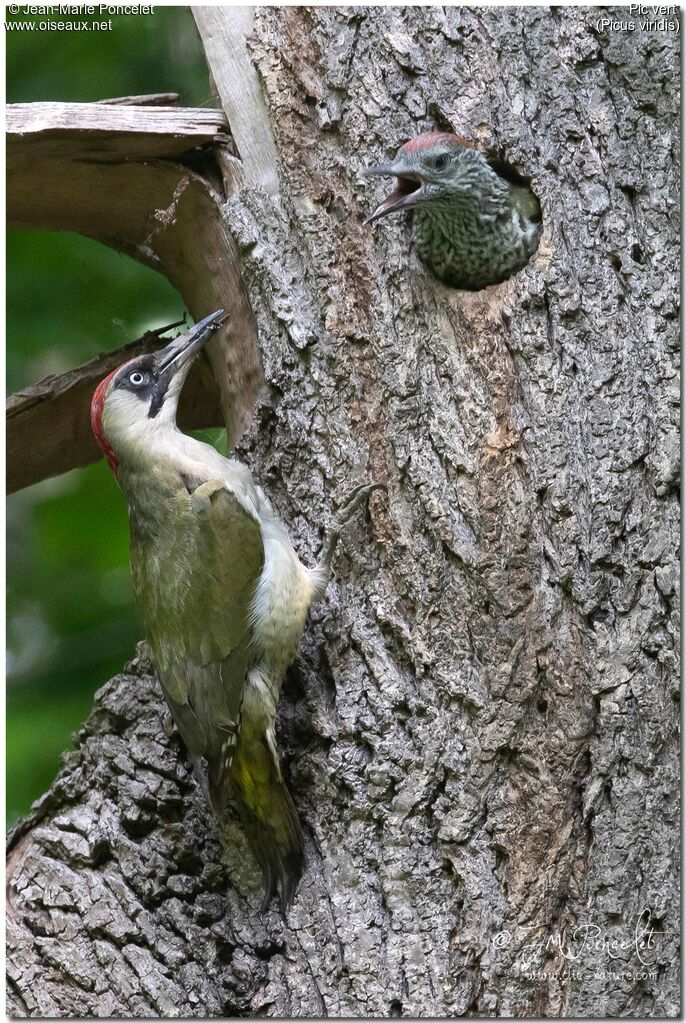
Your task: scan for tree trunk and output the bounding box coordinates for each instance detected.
[7,7,679,1018]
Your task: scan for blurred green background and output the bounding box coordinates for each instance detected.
[7,8,213,824]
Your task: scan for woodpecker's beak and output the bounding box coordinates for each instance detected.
[157,309,228,375]
[153,309,228,412]
[362,162,424,224]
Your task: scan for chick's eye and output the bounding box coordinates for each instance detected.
[129,371,147,387]
[433,155,448,170]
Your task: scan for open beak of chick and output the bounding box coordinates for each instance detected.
[361,161,424,224]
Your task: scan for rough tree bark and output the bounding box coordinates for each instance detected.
[7,7,679,1018]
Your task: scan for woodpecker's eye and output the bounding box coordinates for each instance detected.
[128,371,148,387]
[433,155,448,170]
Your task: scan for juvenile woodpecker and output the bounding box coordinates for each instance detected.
[363,131,541,290]
[91,311,381,910]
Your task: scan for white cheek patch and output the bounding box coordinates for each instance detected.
[102,390,153,451]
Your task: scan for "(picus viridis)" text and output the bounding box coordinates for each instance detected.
[364,131,542,290]
[91,311,381,911]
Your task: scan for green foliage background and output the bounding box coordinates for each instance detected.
[7,8,212,824]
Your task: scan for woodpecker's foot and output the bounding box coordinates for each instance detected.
[317,481,386,583]
[334,482,386,531]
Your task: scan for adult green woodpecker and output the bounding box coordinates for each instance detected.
[91,311,381,911]
[363,131,542,290]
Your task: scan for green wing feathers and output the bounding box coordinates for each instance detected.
[132,478,304,909]
[188,481,264,666]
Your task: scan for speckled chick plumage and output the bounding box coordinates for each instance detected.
[364,132,542,290]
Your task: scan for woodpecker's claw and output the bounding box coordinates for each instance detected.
[316,482,386,586]
[333,482,387,530]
